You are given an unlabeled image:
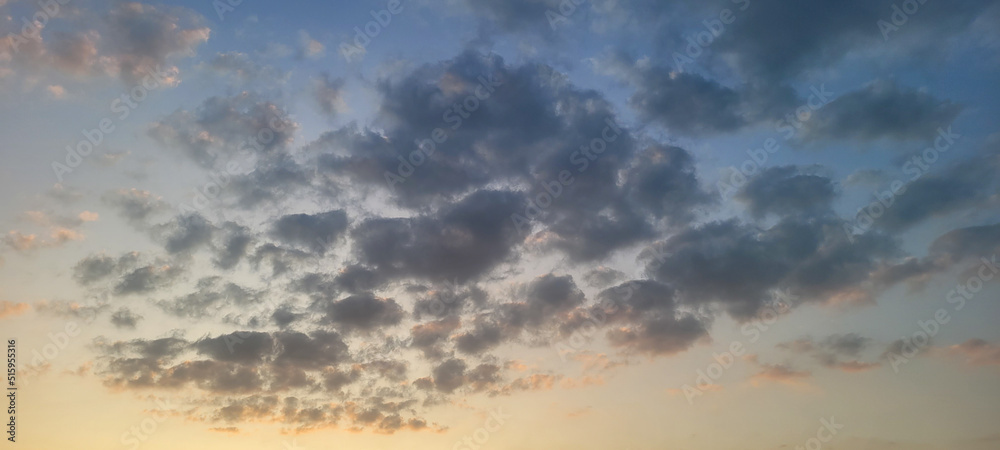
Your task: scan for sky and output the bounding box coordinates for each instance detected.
[1,0,1000,449]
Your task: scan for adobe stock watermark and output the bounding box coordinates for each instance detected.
[338,0,404,62]
[885,255,998,373]
[679,288,799,404]
[878,0,931,41]
[452,407,511,450]
[4,0,72,53]
[717,84,834,198]
[52,65,175,182]
[796,417,844,450]
[509,117,623,234]
[842,126,959,242]
[672,0,751,72]
[383,72,503,189]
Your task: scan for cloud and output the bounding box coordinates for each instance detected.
[736,166,837,219]
[157,213,215,254]
[110,308,142,329]
[45,84,66,99]
[707,0,996,81]
[0,301,29,319]
[313,73,346,117]
[778,334,881,372]
[296,30,324,59]
[410,316,462,359]
[582,266,626,288]
[869,147,999,233]
[270,210,348,256]
[103,2,210,85]
[431,358,466,393]
[212,222,253,269]
[351,190,526,283]
[314,293,405,334]
[594,280,709,356]
[73,252,140,285]
[102,189,169,224]
[148,93,299,168]
[801,80,962,143]
[114,261,185,295]
[640,217,898,320]
[745,355,811,386]
[0,2,208,84]
[3,227,84,252]
[941,339,1000,366]
[598,52,798,136]
[156,277,261,318]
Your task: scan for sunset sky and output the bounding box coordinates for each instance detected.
[1,0,1000,449]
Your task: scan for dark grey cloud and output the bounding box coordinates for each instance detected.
[802,80,962,143]
[628,68,744,134]
[641,217,898,319]
[195,331,274,365]
[518,273,586,326]
[448,274,585,355]
[270,304,304,328]
[466,363,502,392]
[930,223,1000,261]
[110,308,142,329]
[97,330,350,393]
[453,319,507,355]
[332,265,388,294]
[309,51,715,262]
[270,210,348,256]
[594,280,709,355]
[866,146,999,233]
[431,358,466,393]
[709,0,997,81]
[114,261,185,296]
[599,52,798,136]
[225,153,313,209]
[248,243,311,277]
[315,293,405,333]
[410,316,461,359]
[212,222,253,269]
[412,284,487,320]
[272,331,350,370]
[157,213,215,254]
[737,166,836,219]
[352,189,526,283]
[73,252,139,285]
[623,144,713,221]
[873,221,1000,289]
